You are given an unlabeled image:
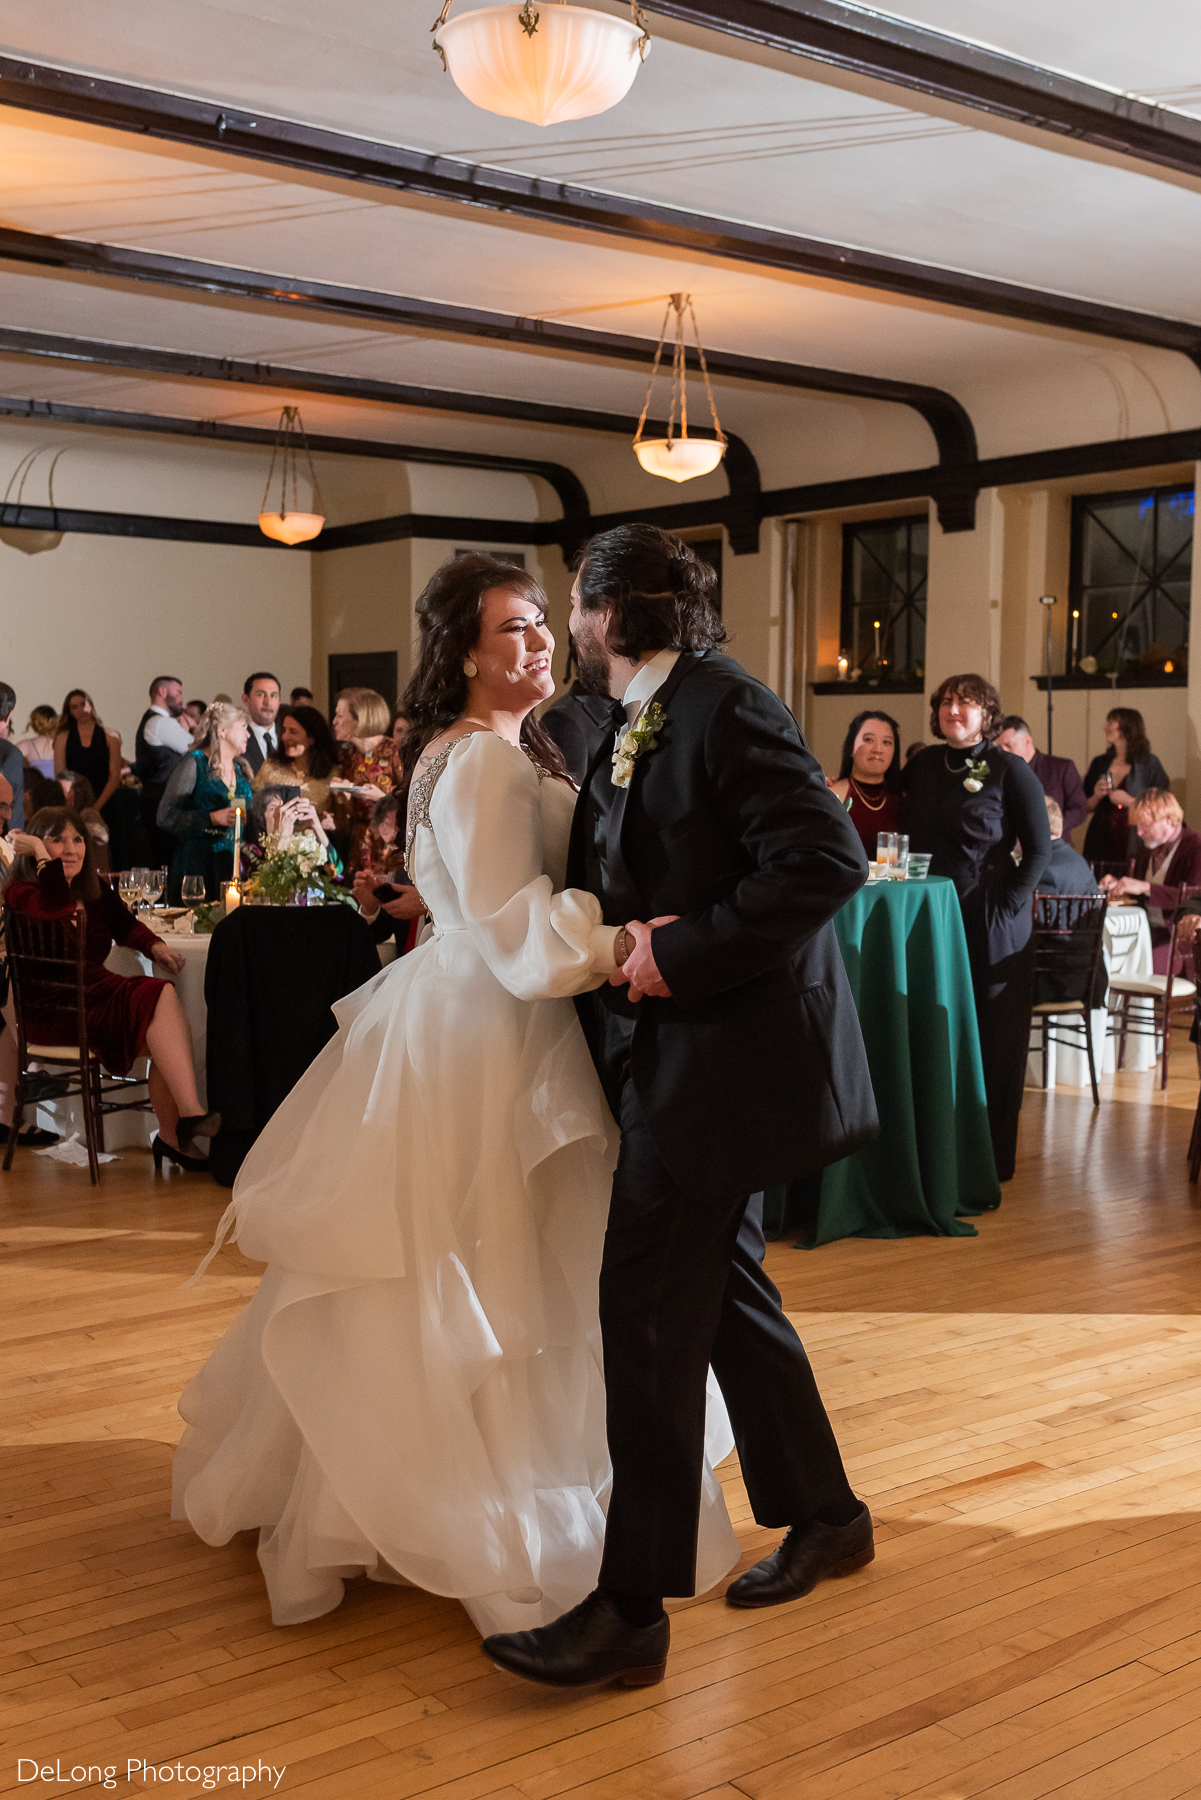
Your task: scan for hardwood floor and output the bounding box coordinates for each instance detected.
[2,1070,1201,1798]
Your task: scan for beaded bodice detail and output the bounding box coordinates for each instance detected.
[404,733,556,879]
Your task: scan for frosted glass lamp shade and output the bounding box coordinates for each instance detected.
[0,526,63,554]
[633,437,726,483]
[438,4,648,127]
[258,510,325,545]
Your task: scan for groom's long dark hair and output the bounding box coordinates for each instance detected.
[574,525,728,660]
[396,553,568,799]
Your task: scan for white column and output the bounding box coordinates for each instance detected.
[924,488,1005,685]
[1186,463,1201,816]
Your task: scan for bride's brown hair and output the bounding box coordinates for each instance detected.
[397,554,568,797]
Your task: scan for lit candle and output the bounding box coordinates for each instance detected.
[873,621,881,663]
[224,882,241,912]
[232,795,243,879]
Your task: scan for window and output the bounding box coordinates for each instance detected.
[840,515,927,683]
[1069,484,1192,677]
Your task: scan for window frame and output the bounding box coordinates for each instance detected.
[1067,482,1192,682]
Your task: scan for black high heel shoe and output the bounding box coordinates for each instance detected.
[175,1112,221,1156]
[152,1134,211,1173]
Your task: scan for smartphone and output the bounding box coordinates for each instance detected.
[372,882,410,903]
[276,785,302,804]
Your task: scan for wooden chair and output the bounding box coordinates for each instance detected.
[1030,892,1109,1107]
[1107,883,1200,1091]
[3,903,151,1183]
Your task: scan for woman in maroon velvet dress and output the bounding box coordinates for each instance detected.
[825,709,906,857]
[5,807,220,1170]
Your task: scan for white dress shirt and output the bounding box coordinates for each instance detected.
[248,720,278,763]
[622,648,680,724]
[142,705,194,755]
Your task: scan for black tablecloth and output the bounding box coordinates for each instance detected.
[204,905,381,1186]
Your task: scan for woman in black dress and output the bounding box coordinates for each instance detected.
[901,673,1051,1183]
[1082,707,1170,872]
[54,688,140,871]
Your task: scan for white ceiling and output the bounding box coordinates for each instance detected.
[0,0,1197,524]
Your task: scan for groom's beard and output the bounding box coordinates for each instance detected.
[574,632,614,698]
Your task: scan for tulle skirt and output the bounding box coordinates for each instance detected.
[173,931,738,1634]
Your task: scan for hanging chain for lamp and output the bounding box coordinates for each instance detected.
[432,0,651,64]
[632,294,727,455]
[259,406,323,520]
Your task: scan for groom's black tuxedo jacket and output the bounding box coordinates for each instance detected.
[566,651,878,1198]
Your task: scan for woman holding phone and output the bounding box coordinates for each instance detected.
[351,791,426,952]
[254,705,339,822]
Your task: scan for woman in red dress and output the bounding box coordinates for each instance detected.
[825,709,906,856]
[329,686,396,876]
[5,807,220,1170]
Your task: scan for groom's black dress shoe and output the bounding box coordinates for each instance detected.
[482,1591,669,1688]
[726,1503,874,1608]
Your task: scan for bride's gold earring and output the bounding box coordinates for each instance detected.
[463,660,478,678]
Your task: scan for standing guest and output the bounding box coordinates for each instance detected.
[290,685,314,705]
[330,687,395,875]
[350,791,426,954]
[241,672,282,775]
[157,702,253,902]
[133,676,193,868]
[17,706,58,780]
[183,700,206,733]
[53,688,134,866]
[0,684,26,831]
[901,674,1051,1182]
[824,710,905,857]
[1082,708,1170,870]
[5,809,220,1169]
[1102,789,1201,971]
[996,715,1088,838]
[1037,798,1100,895]
[389,706,410,751]
[253,704,338,820]
[64,774,111,874]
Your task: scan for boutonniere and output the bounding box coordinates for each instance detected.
[612,701,666,789]
[961,757,990,793]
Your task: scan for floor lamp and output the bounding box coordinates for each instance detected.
[1039,593,1057,753]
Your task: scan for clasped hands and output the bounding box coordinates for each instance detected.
[609,916,678,1002]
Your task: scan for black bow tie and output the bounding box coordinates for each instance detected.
[610,700,629,731]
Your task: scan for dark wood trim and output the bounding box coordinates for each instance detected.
[1031,672,1187,690]
[0,62,1196,367]
[654,1,1201,184]
[810,679,924,695]
[0,500,558,551]
[0,392,591,519]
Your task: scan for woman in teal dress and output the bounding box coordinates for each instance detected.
[158,702,254,901]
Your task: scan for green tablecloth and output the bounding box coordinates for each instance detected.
[765,876,1000,1247]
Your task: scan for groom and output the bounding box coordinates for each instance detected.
[483,525,878,1688]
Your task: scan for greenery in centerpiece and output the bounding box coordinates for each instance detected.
[242,828,353,908]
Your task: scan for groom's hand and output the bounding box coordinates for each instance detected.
[616,917,677,1000]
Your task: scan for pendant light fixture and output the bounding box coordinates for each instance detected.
[633,294,727,483]
[431,0,650,128]
[257,407,325,545]
[0,446,66,554]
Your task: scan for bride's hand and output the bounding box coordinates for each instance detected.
[618,916,677,1000]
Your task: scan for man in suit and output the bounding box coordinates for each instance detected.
[483,526,878,1690]
[242,672,282,775]
[997,716,1088,837]
[1038,798,1100,896]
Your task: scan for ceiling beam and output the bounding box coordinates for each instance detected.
[0,237,977,466]
[0,392,592,519]
[0,60,1197,367]
[0,313,763,546]
[653,0,1201,183]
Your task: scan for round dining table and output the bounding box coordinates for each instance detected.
[764,874,1001,1248]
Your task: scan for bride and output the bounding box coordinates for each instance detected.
[173,553,738,1636]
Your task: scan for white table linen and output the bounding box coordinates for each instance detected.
[1027,904,1156,1090]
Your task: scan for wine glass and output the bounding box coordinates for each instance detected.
[181,874,205,932]
[142,866,166,910]
[130,866,150,912]
[117,871,141,910]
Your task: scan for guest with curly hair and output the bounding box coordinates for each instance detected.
[157,702,253,901]
[901,673,1051,1182]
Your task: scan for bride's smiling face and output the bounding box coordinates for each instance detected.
[468,586,555,711]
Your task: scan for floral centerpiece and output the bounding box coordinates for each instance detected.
[242,828,352,907]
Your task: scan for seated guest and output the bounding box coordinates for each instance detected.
[1101,788,1201,971]
[5,808,220,1169]
[254,704,338,821]
[996,716,1088,837]
[330,687,396,876]
[1037,798,1100,895]
[245,792,343,882]
[183,700,206,733]
[26,777,68,814]
[0,683,26,830]
[825,709,905,855]
[0,772,56,1149]
[17,706,58,780]
[157,702,253,902]
[350,792,426,952]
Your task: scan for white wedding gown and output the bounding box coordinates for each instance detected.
[173,732,738,1634]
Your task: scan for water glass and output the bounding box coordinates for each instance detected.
[906,853,933,881]
[142,866,166,909]
[876,832,899,877]
[895,834,910,878]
